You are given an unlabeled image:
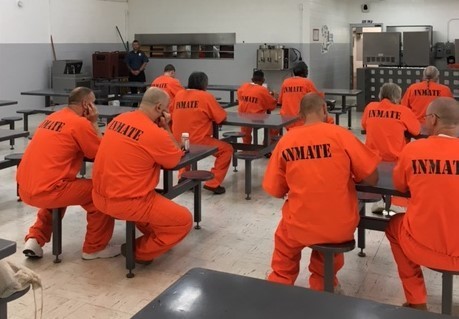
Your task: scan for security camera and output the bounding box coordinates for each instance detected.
[361,4,370,12]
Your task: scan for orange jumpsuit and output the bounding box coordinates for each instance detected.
[172,89,233,188]
[263,122,380,290]
[278,77,323,129]
[151,75,184,112]
[362,99,420,162]
[17,108,114,254]
[92,110,192,262]
[386,136,459,305]
[237,82,277,144]
[401,81,453,123]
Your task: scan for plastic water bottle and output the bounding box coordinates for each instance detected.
[181,132,190,152]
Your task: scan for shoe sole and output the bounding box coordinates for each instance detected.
[81,252,121,260]
[23,249,43,259]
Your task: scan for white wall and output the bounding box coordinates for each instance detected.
[347,0,459,42]
[0,0,128,117]
[0,0,128,43]
[128,0,311,44]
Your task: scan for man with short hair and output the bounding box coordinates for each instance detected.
[386,97,459,310]
[278,62,323,129]
[401,66,453,123]
[172,72,232,195]
[237,70,277,144]
[362,83,420,162]
[125,40,149,94]
[92,87,192,264]
[19,87,118,260]
[263,92,379,291]
[151,64,184,112]
[362,83,420,213]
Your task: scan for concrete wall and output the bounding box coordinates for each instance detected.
[0,0,128,117]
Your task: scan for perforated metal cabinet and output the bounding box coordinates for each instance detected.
[356,67,459,111]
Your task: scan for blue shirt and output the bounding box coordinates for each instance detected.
[125,50,148,71]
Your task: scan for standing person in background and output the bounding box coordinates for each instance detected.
[125,40,149,94]
[151,64,184,112]
[278,61,323,130]
[237,70,277,144]
[172,72,232,195]
[402,65,453,123]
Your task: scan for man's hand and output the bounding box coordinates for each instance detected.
[131,70,140,76]
[84,104,99,123]
[157,111,171,129]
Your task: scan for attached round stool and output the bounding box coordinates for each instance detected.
[428,268,459,314]
[5,153,24,201]
[222,131,245,172]
[309,240,356,293]
[1,116,22,149]
[0,285,30,318]
[181,170,214,230]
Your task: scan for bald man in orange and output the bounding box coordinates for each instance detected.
[362,83,420,162]
[92,87,192,264]
[172,72,232,195]
[19,87,118,260]
[278,62,323,130]
[264,93,379,291]
[401,66,453,123]
[386,97,459,310]
[151,64,184,112]
[237,70,277,144]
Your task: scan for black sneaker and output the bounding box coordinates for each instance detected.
[203,185,226,195]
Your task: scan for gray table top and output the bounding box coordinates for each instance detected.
[356,162,409,197]
[0,100,18,107]
[0,238,16,260]
[223,112,299,129]
[172,145,217,170]
[21,89,72,97]
[323,89,363,96]
[132,268,448,319]
[21,105,135,119]
[94,81,150,88]
[207,84,239,91]
[0,129,29,142]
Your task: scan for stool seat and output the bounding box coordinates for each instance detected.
[4,153,23,161]
[0,285,30,303]
[429,268,459,275]
[1,116,22,121]
[357,192,381,203]
[235,151,263,160]
[310,240,356,254]
[181,170,214,181]
[222,131,245,138]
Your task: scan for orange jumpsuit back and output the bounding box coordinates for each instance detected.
[386,136,459,305]
[92,110,192,262]
[237,82,277,144]
[263,122,379,290]
[401,81,453,123]
[17,108,114,254]
[362,99,420,162]
[172,89,233,188]
[151,75,184,112]
[278,77,323,129]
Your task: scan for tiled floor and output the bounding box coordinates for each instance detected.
[1,109,456,318]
